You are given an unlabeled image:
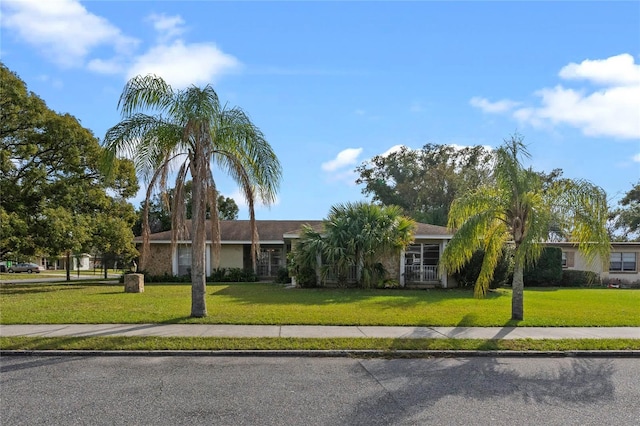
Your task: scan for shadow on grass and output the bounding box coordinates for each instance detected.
[0,285,91,295]
[210,283,507,308]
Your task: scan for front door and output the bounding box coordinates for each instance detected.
[257,248,283,278]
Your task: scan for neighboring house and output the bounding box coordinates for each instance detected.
[39,254,93,271]
[137,220,457,287]
[545,242,640,284]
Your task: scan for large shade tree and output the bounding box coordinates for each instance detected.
[441,135,610,320]
[103,75,281,317]
[1,63,138,272]
[609,180,640,241]
[355,144,495,225]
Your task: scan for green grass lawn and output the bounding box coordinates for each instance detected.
[1,282,638,326]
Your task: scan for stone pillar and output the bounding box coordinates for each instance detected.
[124,273,144,293]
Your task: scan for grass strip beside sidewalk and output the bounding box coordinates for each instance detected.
[2,336,639,352]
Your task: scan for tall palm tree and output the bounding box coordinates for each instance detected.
[441,135,609,320]
[103,75,281,317]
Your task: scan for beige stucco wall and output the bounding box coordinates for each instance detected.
[144,244,173,276]
[560,247,640,284]
[218,245,244,269]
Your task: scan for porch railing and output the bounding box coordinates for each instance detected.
[404,265,439,283]
[324,265,358,284]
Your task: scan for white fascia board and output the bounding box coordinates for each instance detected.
[413,235,454,240]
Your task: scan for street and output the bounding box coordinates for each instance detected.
[1,356,639,425]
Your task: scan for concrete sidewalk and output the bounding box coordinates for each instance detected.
[2,324,639,340]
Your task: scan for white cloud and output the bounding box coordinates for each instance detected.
[147,13,186,43]
[633,154,640,163]
[1,0,138,67]
[87,58,125,75]
[470,97,520,113]
[515,84,640,138]
[126,40,240,89]
[380,145,405,157]
[559,53,640,86]
[321,148,363,172]
[472,54,640,140]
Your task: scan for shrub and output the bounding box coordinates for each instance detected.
[206,268,258,283]
[208,268,228,282]
[453,247,513,289]
[560,270,600,287]
[296,266,319,288]
[524,247,562,286]
[274,267,291,284]
[225,268,258,282]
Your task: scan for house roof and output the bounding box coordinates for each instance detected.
[139,219,452,243]
[142,220,324,243]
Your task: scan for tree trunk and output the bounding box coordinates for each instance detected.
[511,258,524,320]
[190,152,208,318]
[66,250,71,282]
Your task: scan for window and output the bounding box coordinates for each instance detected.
[177,246,191,276]
[610,252,636,272]
[561,251,574,268]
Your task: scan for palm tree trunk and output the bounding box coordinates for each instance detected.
[190,154,208,318]
[511,258,524,320]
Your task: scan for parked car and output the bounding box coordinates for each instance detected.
[7,263,42,273]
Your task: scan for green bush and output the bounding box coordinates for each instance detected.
[294,266,319,288]
[560,270,600,287]
[524,247,562,286]
[208,268,228,282]
[207,267,258,283]
[124,272,190,283]
[274,267,291,284]
[454,247,513,289]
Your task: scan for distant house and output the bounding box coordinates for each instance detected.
[136,220,458,287]
[545,241,640,284]
[35,254,93,271]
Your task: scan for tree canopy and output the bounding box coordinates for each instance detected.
[0,63,139,265]
[609,181,640,241]
[355,144,495,225]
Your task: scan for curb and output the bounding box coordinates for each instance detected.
[2,349,640,358]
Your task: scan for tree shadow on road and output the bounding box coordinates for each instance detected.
[345,356,616,425]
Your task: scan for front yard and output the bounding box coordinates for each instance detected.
[1,282,638,327]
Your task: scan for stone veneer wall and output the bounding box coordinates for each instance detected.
[381,253,401,282]
[144,244,173,275]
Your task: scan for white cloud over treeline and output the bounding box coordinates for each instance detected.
[471,54,640,140]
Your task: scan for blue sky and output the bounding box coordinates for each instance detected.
[2,0,639,220]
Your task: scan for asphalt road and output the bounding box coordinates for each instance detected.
[2,356,639,425]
